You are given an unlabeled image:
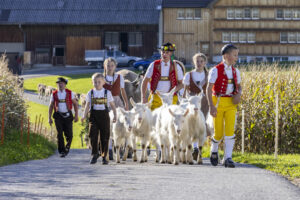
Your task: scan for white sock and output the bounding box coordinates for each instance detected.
[224,135,235,159]
[193,142,198,149]
[211,138,219,153]
[109,139,112,150]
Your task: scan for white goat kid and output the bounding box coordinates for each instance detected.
[130,98,153,163]
[161,105,189,165]
[110,107,135,163]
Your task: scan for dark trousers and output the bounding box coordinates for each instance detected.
[89,110,110,157]
[53,111,73,154]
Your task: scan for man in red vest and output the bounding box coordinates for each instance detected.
[141,42,184,110]
[49,77,79,157]
[207,44,242,168]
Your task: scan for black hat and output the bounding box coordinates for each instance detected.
[221,44,238,55]
[56,77,68,84]
[158,42,176,51]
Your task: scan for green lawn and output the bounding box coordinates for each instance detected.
[26,101,86,149]
[24,73,94,94]
[0,129,56,167]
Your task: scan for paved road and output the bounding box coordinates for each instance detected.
[0,149,299,200]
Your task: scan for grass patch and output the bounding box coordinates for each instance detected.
[26,101,86,149]
[0,129,56,167]
[24,73,94,94]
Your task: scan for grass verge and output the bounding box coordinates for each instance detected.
[0,129,56,167]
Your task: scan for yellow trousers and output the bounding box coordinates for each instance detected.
[212,96,237,141]
[148,93,178,111]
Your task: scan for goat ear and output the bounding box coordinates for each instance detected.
[184,109,189,117]
[130,97,136,107]
[168,108,175,117]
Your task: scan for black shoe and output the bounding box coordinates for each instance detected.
[109,149,113,160]
[127,148,133,159]
[102,157,108,165]
[65,148,70,156]
[90,155,98,164]
[225,158,235,168]
[192,147,199,161]
[210,152,219,166]
[60,152,66,158]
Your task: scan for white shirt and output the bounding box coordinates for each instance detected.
[86,88,114,110]
[50,89,75,113]
[105,74,125,89]
[183,70,206,89]
[208,62,241,95]
[145,60,184,93]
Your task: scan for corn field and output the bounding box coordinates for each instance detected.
[235,64,300,154]
[0,55,28,130]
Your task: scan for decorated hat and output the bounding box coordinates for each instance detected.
[159,42,176,51]
[56,77,68,84]
[221,44,238,55]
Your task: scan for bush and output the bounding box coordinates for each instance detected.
[235,64,300,154]
[0,55,27,131]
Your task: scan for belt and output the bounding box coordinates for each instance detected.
[160,76,169,81]
[228,79,234,84]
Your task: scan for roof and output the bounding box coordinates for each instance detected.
[0,0,162,25]
[162,0,215,8]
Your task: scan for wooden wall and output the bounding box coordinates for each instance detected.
[163,8,211,63]
[0,26,23,42]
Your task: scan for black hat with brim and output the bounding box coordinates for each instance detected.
[221,44,237,55]
[56,77,68,84]
[158,42,176,51]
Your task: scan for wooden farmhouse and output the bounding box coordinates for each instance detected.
[0,0,161,67]
[162,0,300,64]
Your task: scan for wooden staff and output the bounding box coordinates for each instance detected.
[20,114,24,144]
[37,114,41,134]
[1,104,5,145]
[40,117,44,135]
[27,116,30,147]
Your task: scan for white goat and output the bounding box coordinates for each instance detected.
[130,98,153,163]
[110,107,135,163]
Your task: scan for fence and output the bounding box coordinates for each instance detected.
[0,104,56,146]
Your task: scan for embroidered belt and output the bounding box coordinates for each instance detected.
[160,76,169,81]
[228,79,234,84]
[58,99,66,103]
[92,98,107,104]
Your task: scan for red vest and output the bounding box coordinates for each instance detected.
[103,74,121,96]
[150,60,177,93]
[53,89,73,112]
[212,63,239,96]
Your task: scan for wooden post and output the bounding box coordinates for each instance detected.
[242,109,245,154]
[39,117,44,134]
[274,92,279,159]
[27,116,30,147]
[1,104,5,145]
[20,114,24,144]
[37,114,41,134]
[34,115,37,133]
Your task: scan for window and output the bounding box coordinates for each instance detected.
[281,57,288,61]
[105,32,119,46]
[231,32,239,43]
[116,51,123,57]
[244,8,251,19]
[288,32,296,43]
[280,32,288,43]
[256,57,263,63]
[252,9,259,19]
[195,8,201,19]
[222,32,231,43]
[227,8,235,19]
[235,9,243,19]
[294,10,300,19]
[239,32,247,43]
[107,51,114,57]
[177,9,185,19]
[284,9,292,19]
[274,57,281,62]
[276,9,284,19]
[239,57,247,63]
[267,57,273,63]
[297,33,300,43]
[201,44,209,54]
[128,32,142,46]
[247,33,256,43]
[186,9,194,19]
